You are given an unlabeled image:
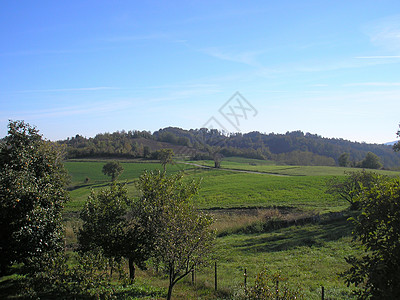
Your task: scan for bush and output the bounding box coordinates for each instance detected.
[24,250,118,299]
[245,269,303,299]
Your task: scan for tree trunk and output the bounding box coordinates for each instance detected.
[167,283,174,300]
[167,271,176,300]
[109,258,114,277]
[128,258,135,282]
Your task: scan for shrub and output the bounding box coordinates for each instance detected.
[245,268,303,299]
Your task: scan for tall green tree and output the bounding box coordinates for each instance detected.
[393,124,400,152]
[78,183,151,281]
[207,146,223,168]
[78,184,129,260]
[157,149,174,171]
[343,177,400,298]
[326,170,381,210]
[102,161,124,181]
[135,170,215,300]
[360,152,382,169]
[338,152,350,167]
[0,120,69,275]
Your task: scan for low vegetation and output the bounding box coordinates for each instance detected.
[2,121,400,299]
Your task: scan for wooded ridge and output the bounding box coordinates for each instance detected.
[56,127,400,168]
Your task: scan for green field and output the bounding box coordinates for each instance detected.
[58,158,399,299]
[64,160,193,211]
[191,171,346,212]
[188,157,400,176]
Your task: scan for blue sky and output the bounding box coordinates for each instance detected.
[1,1,400,143]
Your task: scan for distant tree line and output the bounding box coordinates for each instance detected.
[56,127,400,168]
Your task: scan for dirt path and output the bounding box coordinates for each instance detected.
[180,162,289,176]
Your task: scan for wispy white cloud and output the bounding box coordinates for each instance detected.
[355,56,400,59]
[201,47,265,67]
[309,84,329,87]
[1,100,133,120]
[145,83,219,90]
[101,33,170,43]
[364,15,400,52]
[344,82,400,87]
[14,87,119,93]
[177,8,267,26]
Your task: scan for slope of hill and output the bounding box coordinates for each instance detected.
[57,127,400,169]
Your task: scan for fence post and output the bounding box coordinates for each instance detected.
[276,280,279,300]
[214,261,217,291]
[244,268,247,289]
[321,286,325,300]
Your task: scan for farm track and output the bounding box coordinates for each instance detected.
[180,162,290,176]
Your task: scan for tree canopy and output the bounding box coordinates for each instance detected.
[102,161,124,181]
[156,149,174,171]
[343,177,400,298]
[78,183,152,281]
[393,124,400,152]
[0,120,69,274]
[360,152,382,169]
[57,127,400,168]
[338,152,350,167]
[326,170,381,210]
[135,170,215,300]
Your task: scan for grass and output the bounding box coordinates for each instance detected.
[189,157,400,176]
[20,157,397,299]
[59,158,359,299]
[191,170,347,212]
[66,168,348,213]
[196,215,360,300]
[0,272,167,300]
[64,160,193,211]
[65,160,192,186]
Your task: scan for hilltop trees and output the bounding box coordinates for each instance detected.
[58,127,400,168]
[0,120,69,274]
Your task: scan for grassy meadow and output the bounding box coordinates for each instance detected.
[189,156,400,176]
[58,157,399,299]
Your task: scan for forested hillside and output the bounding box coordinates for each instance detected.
[57,127,400,169]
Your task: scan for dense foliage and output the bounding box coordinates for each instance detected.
[0,121,69,274]
[359,152,382,169]
[102,161,124,181]
[156,148,174,171]
[326,170,383,210]
[57,127,400,168]
[343,177,400,299]
[245,268,303,299]
[78,183,152,281]
[77,170,215,299]
[393,124,400,152]
[24,250,117,299]
[135,170,215,300]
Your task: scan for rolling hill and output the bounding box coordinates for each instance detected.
[58,127,400,169]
